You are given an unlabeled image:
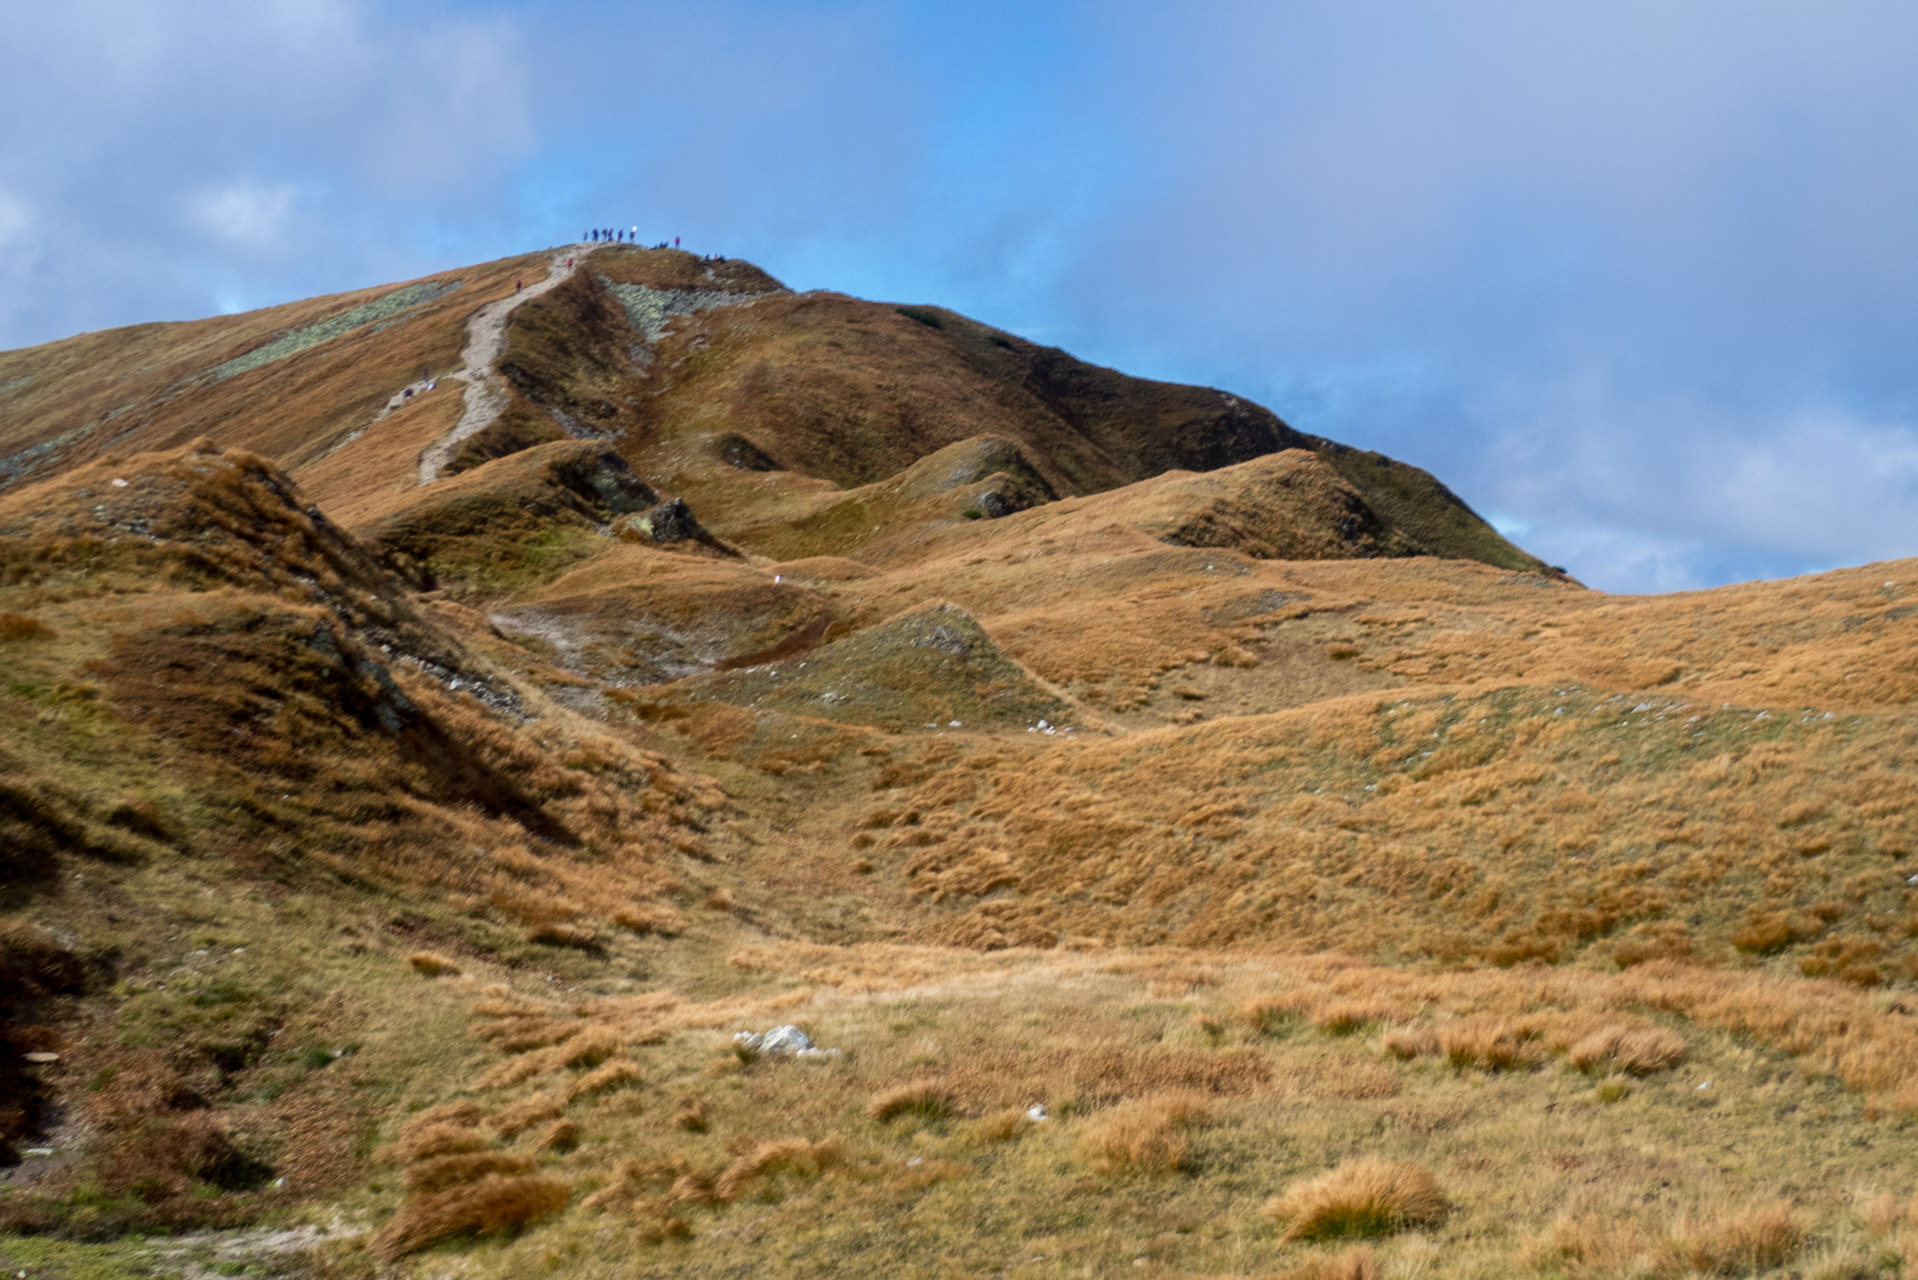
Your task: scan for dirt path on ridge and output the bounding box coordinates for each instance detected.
[416,246,582,485]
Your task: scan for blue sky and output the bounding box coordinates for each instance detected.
[5,1,1918,593]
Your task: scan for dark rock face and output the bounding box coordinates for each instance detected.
[564,449,658,515]
[634,497,703,544]
[711,433,784,472]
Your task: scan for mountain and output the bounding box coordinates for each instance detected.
[0,245,1912,1278]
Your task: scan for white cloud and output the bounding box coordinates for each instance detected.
[186,180,299,251]
[0,193,31,248]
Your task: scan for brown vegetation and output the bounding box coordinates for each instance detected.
[1267,1159,1448,1242]
[1530,1201,1809,1279]
[866,1078,955,1123]
[3,246,1917,1277]
[1080,1092,1214,1174]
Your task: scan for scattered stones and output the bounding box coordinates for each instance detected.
[913,622,970,657]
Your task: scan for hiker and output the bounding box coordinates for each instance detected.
[674,236,679,248]
[515,279,522,293]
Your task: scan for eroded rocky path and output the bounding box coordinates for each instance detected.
[416,246,582,484]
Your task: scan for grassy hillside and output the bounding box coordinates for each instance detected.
[0,250,1911,1279]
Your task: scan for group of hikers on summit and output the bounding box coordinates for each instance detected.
[587,227,678,248]
[578,228,729,263]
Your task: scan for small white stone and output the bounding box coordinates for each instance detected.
[758,1025,815,1056]
[1696,1080,1712,1091]
[1026,1103,1049,1122]
[111,478,129,488]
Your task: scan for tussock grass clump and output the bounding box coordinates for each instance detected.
[1242,994,1310,1035]
[714,1138,842,1201]
[612,902,684,936]
[1312,1000,1403,1036]
[490,1093,563,1139]
[567,1059,640,1103]
[669,1172,718,1206]
[582,1158,687,1212]
[1671,1202,1808,1275]
[1533,1202,1808,1279]
[1080,1092,1214,1174]
[560,1028,621,1069]
[1267,1158,1447,1241]
[404,1151,534,1194]
[527,921,600,949]
[385,1119,488,1164]
[867,1079,954,1123]
[972,1107,1029,1143]
[1382,1025,1439,1060]
[407,951,460,977]
[1567,1024,1688,1077]
[371,1173,571,1260]
[673,1096,708,1132]
[536,1119,579,1153]
[0,613,54,641]
[1437,1017,1541,1071]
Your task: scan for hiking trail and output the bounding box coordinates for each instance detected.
[417,247,582,485]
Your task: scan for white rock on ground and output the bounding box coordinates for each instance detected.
[732,1025,843,1061]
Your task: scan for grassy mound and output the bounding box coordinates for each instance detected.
[686,604,1074,730]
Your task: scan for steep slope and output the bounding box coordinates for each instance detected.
[0,441,722,1235]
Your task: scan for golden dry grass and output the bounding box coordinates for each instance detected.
[1565,1023,1689,1076]
[1267,1158,1448,1242]
[566,1059,641,1103]
[1531,1200,1809,1279]
[408,951,460,977]
[6,244,1918,1279]
[371,1172,571,1260]
[713,1138,842,1202]
[1080,1091,1214,1174]
[866,1078,954,1122]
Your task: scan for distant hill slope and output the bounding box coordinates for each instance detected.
[0,246,1550,576]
